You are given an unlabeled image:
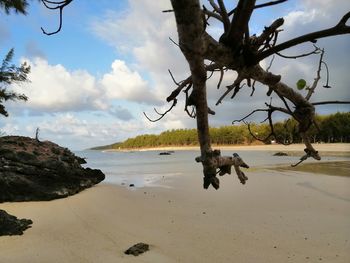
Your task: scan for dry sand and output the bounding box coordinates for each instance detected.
[114,143,350,153]
[1,165,350,263]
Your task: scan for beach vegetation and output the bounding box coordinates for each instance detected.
[92,112,350,150]
[0,1,31,117]
[0,0,28,15]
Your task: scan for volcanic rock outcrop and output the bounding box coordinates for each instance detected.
[0,136,105,202]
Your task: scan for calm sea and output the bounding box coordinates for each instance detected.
[77,149,350,188]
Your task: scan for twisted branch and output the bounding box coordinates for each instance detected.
[41,0,73,35]
[143,99,177,122]
[256,11,350,62]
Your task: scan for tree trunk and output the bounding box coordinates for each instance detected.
[170,0,212,155]
[171,0,249,189]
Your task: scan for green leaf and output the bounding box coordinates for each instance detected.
[296,79,306,90]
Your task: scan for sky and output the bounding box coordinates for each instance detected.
[0,0,349,150]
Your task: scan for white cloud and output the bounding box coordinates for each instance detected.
[269,0,350,105]
[283,9,319,28]
[8,57,161,116]
[0,122,20,135]
[12,58,105,112]
[100,60,161,104]
[280,0,350,38]
[89,0,198,135]
[90,0,188,100]
[1,111,189,150]
[90,1,173,52]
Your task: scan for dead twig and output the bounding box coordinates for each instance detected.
[41,0,73,35]
[143,99,177,122]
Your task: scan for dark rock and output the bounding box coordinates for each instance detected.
[0,136,105,202]
[273,152,289,156]
[0,209,33,236]
[159,151,171,155]
[51,147,60,155]
[17,151,38,162]
[76,156,87,164]
[124,243,149,256]
[129,184,135,187]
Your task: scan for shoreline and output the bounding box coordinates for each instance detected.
[101,143,350,153]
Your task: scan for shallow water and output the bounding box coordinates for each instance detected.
[78,149,350,188]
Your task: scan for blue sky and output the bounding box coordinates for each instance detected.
[0,1,126,73]
[1,0,349,150]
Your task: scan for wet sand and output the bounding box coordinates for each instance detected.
[273,161,350,177]
[1,166,350,262]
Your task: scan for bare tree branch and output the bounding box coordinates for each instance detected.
[166,76,191,102]
[254,0,288,9]
[208,0,220,13]
[254,18,284,47]
[224,0,256,48]
[203,5,222,22]
[321,61,331,88]
[217,0,230,32]
[305,47,323,100]
[216,75,244,105]
[312,101,350,106]
[217,67,224,89]
[276,45,320,60]
[256,11,350,62]
[227,0,288,17]
[143,99,177,122]
[232,100,293,145]
[168,37,180,47]
[40,0,73,35]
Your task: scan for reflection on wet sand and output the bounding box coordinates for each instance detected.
[272,161,350,177]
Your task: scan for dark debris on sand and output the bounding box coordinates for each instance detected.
[124,242,150,256]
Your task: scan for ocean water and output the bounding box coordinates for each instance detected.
[77,149,350,188]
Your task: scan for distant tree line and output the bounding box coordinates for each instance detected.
[91,112,350,150]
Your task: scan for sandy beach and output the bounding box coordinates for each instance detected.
[1,159,350,262]
[111,143,350,154]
